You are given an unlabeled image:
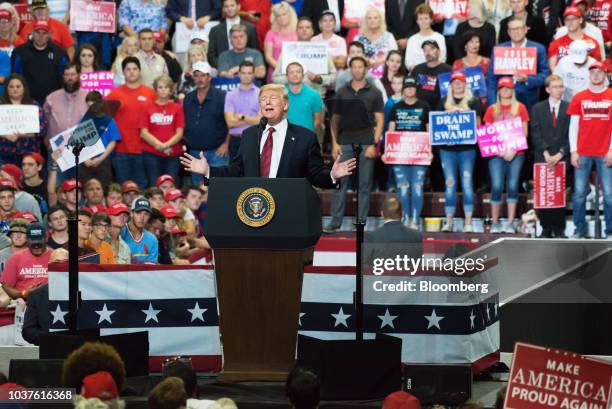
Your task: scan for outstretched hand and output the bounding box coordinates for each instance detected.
[330,154,357,180]
[180,151,209,176]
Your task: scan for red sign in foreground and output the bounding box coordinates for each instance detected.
[384,132,432,165]
[493,47,538,75]
[533,162,566,208]
[504,342,612,409]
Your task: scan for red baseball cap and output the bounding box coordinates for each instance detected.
[13,211,37,223]
[156,174,175,187]
[164,189,183,202]
[153,31,164,42]
[89,205,107,214]
[32,19,50,31]
[121,180,140,193]
[564,6,582,18]
[0,177,16,191]
[107,202,129,216]
[160,204,179,219]
[60,178,81,192]
[24,152,46,166]
[81,371,119,401]
[450,71,467,83]
[1,164,22,189]
[589,60,607,72]
[572,0,588,6]
[382,391,421,409]
[0,9,12,21]
[497,76,515,89]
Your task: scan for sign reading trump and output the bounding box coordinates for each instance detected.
[477,117,528,157]
[429,111,477,145]
[281,42,329,75]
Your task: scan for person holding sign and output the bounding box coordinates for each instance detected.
[483,77,529,234]
[384,77,431,228]
[437,72,484,233]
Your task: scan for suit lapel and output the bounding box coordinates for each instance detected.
[221,22,230,50]
[277,124,297,177]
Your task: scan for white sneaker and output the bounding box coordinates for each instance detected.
[490,222,503,233]
[463,224,474,233]
[441,222,453,232]
[504,223,516,234]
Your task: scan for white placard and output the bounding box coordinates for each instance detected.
[0,105,40,136]
[281,41,329,75]
[49,121,105,172]
[172,21,219,53]
[14,303,31,346]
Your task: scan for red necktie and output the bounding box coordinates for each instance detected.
[551,106,557,128]
[260,127,275,178]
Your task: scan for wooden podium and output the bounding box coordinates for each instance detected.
[206,178,322,382]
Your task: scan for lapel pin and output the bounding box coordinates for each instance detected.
[291,137,295,141]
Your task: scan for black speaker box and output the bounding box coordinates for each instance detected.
[9,359,64,388]
[403,363,472,406]
[297,334,402,400]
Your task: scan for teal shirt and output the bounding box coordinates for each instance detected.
[286,84,323,132]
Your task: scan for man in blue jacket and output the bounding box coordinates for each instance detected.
[487,16,550,112]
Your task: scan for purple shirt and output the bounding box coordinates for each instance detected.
[224,84,260,136]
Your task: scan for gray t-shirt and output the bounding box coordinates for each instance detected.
[217,48,264,72]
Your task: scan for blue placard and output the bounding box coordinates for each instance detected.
[429,110,477,145]
[212,76,241,92]
[438,66,487,98]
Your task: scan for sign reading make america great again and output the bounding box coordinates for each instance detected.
[493,47,538,75]
[429,111,477,145]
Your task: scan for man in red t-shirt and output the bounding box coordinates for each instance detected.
[20,0,74,59]
[567,61,612,238]
[106,56,156,188]
[0,222,52,300]
[548,6,602,70]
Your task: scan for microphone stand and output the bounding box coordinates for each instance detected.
[67,141,85,332]
[352,144,365,341]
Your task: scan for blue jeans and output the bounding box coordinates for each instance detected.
[112,152,147,189]
[142,152,181,188]
[190,148,229,184]
[76,32,113,69]
[439,148,476,216]
[392,165,427,223]
[488,154,525,204]
[572,156,612,236]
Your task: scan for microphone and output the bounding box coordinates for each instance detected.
[258,117,268,147]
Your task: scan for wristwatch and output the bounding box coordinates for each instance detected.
[240,114,245,121]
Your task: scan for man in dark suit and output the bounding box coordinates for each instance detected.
[385,0,424,49]
[181,84,356,188]
[301,0,344,35]
[530,74,570,238]
[207,0,259,68]
[365,196,423,260]
[166,0,221,31]
[22,284,49,345]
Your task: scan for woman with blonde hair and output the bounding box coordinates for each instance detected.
[0,3,23,54]
[177,45,206,100]
[437,72,485,233]
[483,76,529,233]
[112,36,139,86]
[354,7,397,76]
[264,1,298,82]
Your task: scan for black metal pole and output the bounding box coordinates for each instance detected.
[68,143,84,332]
[594,172,602,239]
[352,144,365,341]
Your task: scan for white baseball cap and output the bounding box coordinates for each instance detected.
[190,31,209,43]
[568,40,589,64]
[192,61,212,75]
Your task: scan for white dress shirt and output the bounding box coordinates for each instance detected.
[260,118,288,179]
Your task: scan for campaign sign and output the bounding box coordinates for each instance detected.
[429,111,477,145]
[69,0,116,33]
[281,42,329,75]
[80,71,115,97]
[439,66,487,98]
[429,0,469,19]
[493,47,538,75]
[0,105,40,136]
[14,4,33,31]
[49,120,105,172]
[504,342,612,409]
[384,132,432,165]
[476,117,528,157]
[533,162,566,209]
[212,76,241,92]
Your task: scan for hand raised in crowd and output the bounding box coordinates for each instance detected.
[571,152,581,169]
[330,154,356,180]
[181,151,209,176]
[51,149,62,165]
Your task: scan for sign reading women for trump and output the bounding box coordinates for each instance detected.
[429,0,469,18]
[80,71,115,97]
[384,132,432,165]
[429,111,477,145]
[477,117,528,157]
[69,0,116,33]
[439,66,487,98]
[504,342,612,409]
[0,105,40,135]
[281,42,329,75]
[533,163,566,209]
[493,47,538,75]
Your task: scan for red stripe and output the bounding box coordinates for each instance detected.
[149,355,222,372]
[48,263,215,272]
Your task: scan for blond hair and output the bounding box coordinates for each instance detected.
[444,87,475,111]
[467,0,486,22]
[73,396,125,409]
[492,85,520,117]
[207,398,238,409]
[359,7,387,37]
[153,74,175,92]
[270,1,297,32]
[260,83,289,103]
[0,3,20,45]
[112,36,139,73]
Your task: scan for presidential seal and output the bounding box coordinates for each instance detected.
[236,188,276,227]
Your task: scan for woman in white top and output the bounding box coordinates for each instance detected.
[354,7,397,77]
[404,4,447,72]
[311,10,347,70]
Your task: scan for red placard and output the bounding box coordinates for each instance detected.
[429,0,469,19]
[533,162,566,209]
[14,4,33,32]
[384,131,432,165]
[493,47,538,75]
[504,342,612,409]
[69,0,116,33]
